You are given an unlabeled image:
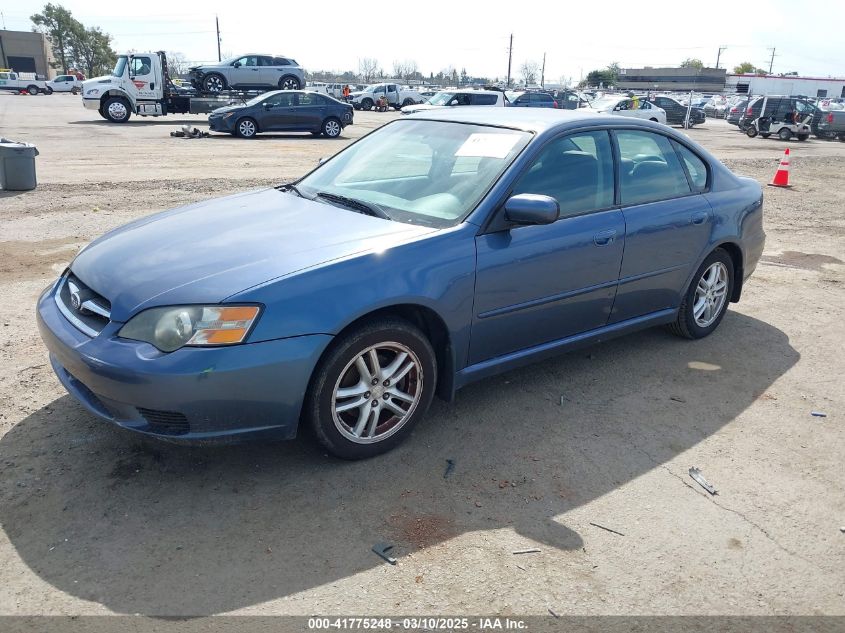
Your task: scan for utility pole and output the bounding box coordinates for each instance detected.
[541,52,546,88]
[767,47,776,74]
[216,16,222,62]
[715,46,727,69]
[506,34,513,88]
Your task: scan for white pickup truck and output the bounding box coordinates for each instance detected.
[350,83,424,111]
[0,70,49,95]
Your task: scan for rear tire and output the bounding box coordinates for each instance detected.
[321,117,342,138]
[304,317,437,460]
[668,249,734,340]
[746,126,758,138]
[279,75,301,90]
[71,86,80,95]
[235,117,258,138]
[778,128,792,141]
[103,97,131,123]
[27,85,39,95]
[796,133,809,141]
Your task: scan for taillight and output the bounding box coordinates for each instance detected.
[746,106,753,115]
[828,112,834,123]
[553,100,559,108]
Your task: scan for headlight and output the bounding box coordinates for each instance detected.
[222,112,235,119]
[119,305,261,352]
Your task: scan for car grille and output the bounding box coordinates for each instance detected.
[54,272,111,337]
[137,408,190,435]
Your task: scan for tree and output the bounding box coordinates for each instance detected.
[166,51,190,76]
[392,60,406,81]
[520,60,540,86]
[606,61,621,83]
[733,61,755,74]
[460,68,468,85]
[71,26,116,77]
[31,3,78,73]
[680,58,704,70]
[585,69,614,87]
[358,57,379,83]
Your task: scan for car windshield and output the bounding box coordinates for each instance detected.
[296,120,532,228]
[112,56,128,77]
[427,92,457,105]
[244,93,273,107]
[505,91,523,102]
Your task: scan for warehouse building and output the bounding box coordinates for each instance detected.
[0,30,55,79]
[617,67,727,92]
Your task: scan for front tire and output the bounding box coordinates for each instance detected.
[305,318,437,460]
[278,75,301,90]
[71,86,80,95]
[778,128,792,141]
[202,73,226,93]
[668,249,734,339]
[361,98,374,111]
[44,86,53,95]
[27,85,39,95]
[235,117,258,138]
[746,126,758,138]
[103,97,131,123]
[796,133,809,141]
[321,117,342,138]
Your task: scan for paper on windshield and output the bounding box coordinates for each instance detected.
[455,133,522,159]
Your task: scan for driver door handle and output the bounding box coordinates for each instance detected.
[593,229,617,246]
[691,211,709,225]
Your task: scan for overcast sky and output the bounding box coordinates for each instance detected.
[3,0,844,81]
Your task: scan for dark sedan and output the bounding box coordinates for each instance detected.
[208,90,353,138]
[647,95,706,127]
[37,109,764,459]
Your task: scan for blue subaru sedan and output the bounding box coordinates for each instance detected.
[37,109,764,459]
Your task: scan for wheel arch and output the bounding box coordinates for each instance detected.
[714,241,744,302]
[313,303,456,403]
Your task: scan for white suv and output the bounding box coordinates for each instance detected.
[401,89,505,114]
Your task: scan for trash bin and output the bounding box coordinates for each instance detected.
[0,138,39,191]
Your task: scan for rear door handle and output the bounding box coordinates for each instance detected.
[691,211,709,225]
[593,229,617,246]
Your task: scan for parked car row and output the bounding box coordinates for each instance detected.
[729,95,845,141]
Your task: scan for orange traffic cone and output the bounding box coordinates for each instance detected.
[768,148,791,188]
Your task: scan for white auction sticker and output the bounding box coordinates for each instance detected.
[455,133,522,159]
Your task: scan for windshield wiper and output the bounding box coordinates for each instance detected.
[315,192,391,220]
[275,183,307,198]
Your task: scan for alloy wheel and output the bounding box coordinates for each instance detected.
[693,262,729,328]
[238,119,256,137]
[204,75,224,92]
[331,342,423,444]
[324,119,341,137]
[281,77,299,90]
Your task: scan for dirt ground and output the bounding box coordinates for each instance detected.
[0,94,843,617]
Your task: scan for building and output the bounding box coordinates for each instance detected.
[617,67,727,92]
[0,30,56,79]
[726,74,845,98]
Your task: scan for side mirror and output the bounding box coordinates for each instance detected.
[317,157,327,166]
[233,62,241,68]
[263,102,273,109]
[450,99,459,106]
[504,194,559,226]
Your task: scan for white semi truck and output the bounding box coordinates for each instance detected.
[81,51,279,123]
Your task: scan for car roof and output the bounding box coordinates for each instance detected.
[405,107,612,133]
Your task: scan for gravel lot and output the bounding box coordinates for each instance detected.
[0,94,843,617]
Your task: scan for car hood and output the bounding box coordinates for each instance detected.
[70,188,436,322]
[209,104,245,115]
[401,104,442,114]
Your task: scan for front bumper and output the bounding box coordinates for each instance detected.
[82,98,100,111]
[208,115,235,133]
[36,282,332,442]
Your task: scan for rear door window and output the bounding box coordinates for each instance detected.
[673,142,708,192]
[615,130,692,205]
[471,94,498,105]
